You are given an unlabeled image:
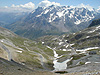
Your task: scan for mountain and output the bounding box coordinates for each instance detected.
[0,27,55,71]
[89,18,100,27]
[37,19,100,72]
[6,5,100,39]
[0,12,28,27]
[0,19,100,74]
[38,21,100,52]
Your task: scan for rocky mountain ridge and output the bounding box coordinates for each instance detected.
[6,5,100,39]
[37,19,100,72]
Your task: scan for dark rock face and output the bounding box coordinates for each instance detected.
[89,18,100,27]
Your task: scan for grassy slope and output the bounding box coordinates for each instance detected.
[37,24,100,68]
[0,27,54,70]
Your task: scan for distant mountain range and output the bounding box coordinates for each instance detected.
[0,12,28,27]
[3,5,100,39]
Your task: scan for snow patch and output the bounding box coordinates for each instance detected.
[32,25,35,28]
[73,33,75,35]
[31,10,35,13]
[70,43,75,46]
[16,50,22,53]
[17,47,24,50]
[74,20,81,25]
[36,12,43,17]
[85,62,91,64]
[88,25,100,33]
[86,36,90,38]
[42,42,44,44]
[53,57,73,71]
[49,14,57,22]
[67,49,72,51]
[66,45,69,48]
[62,49,67,51]
[53,49,73,71]
[56,11,64,17]
[46,46,52,49]
[95,62,100,63]
[88,30,96,33]
[76,47,99,52]
[65,40,68,42]
[0,40,4,42]
[59,42,64,45]
[53,50,58,58]
[69,13,73,18]
[71,10,75,14]
[52,38,57,40]
[44,9,49,14]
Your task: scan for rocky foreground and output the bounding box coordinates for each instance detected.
[0,57,100,75]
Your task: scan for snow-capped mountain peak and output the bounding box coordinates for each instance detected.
[76,3,94,11]
[32,5,97,25]
[7,4,100,39]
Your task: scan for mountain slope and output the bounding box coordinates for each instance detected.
[37,19,100,72]
[7,5,100,39]
[0,27,54,70]
[89,18,100,27]
[38,22,100,54]
[0,19,100,74]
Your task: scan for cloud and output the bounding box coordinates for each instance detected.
[38,0,61,7]
[76,3,94,11]
[11,2,35,9]
[4,6,8,8]
[97,6,100,10]
[97,6,100,12]
[0,2,35,13]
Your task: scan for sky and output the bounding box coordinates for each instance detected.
[0,0,100,12]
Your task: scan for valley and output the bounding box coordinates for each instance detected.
[37,18,100,73]
[0,18,100,74]
[0,1,100,75]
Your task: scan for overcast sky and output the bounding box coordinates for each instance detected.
[0,0,100,12]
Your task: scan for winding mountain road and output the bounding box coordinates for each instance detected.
[0,41,12,61]
[24,41,47,69]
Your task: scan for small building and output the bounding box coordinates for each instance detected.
[89,51,97,55]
